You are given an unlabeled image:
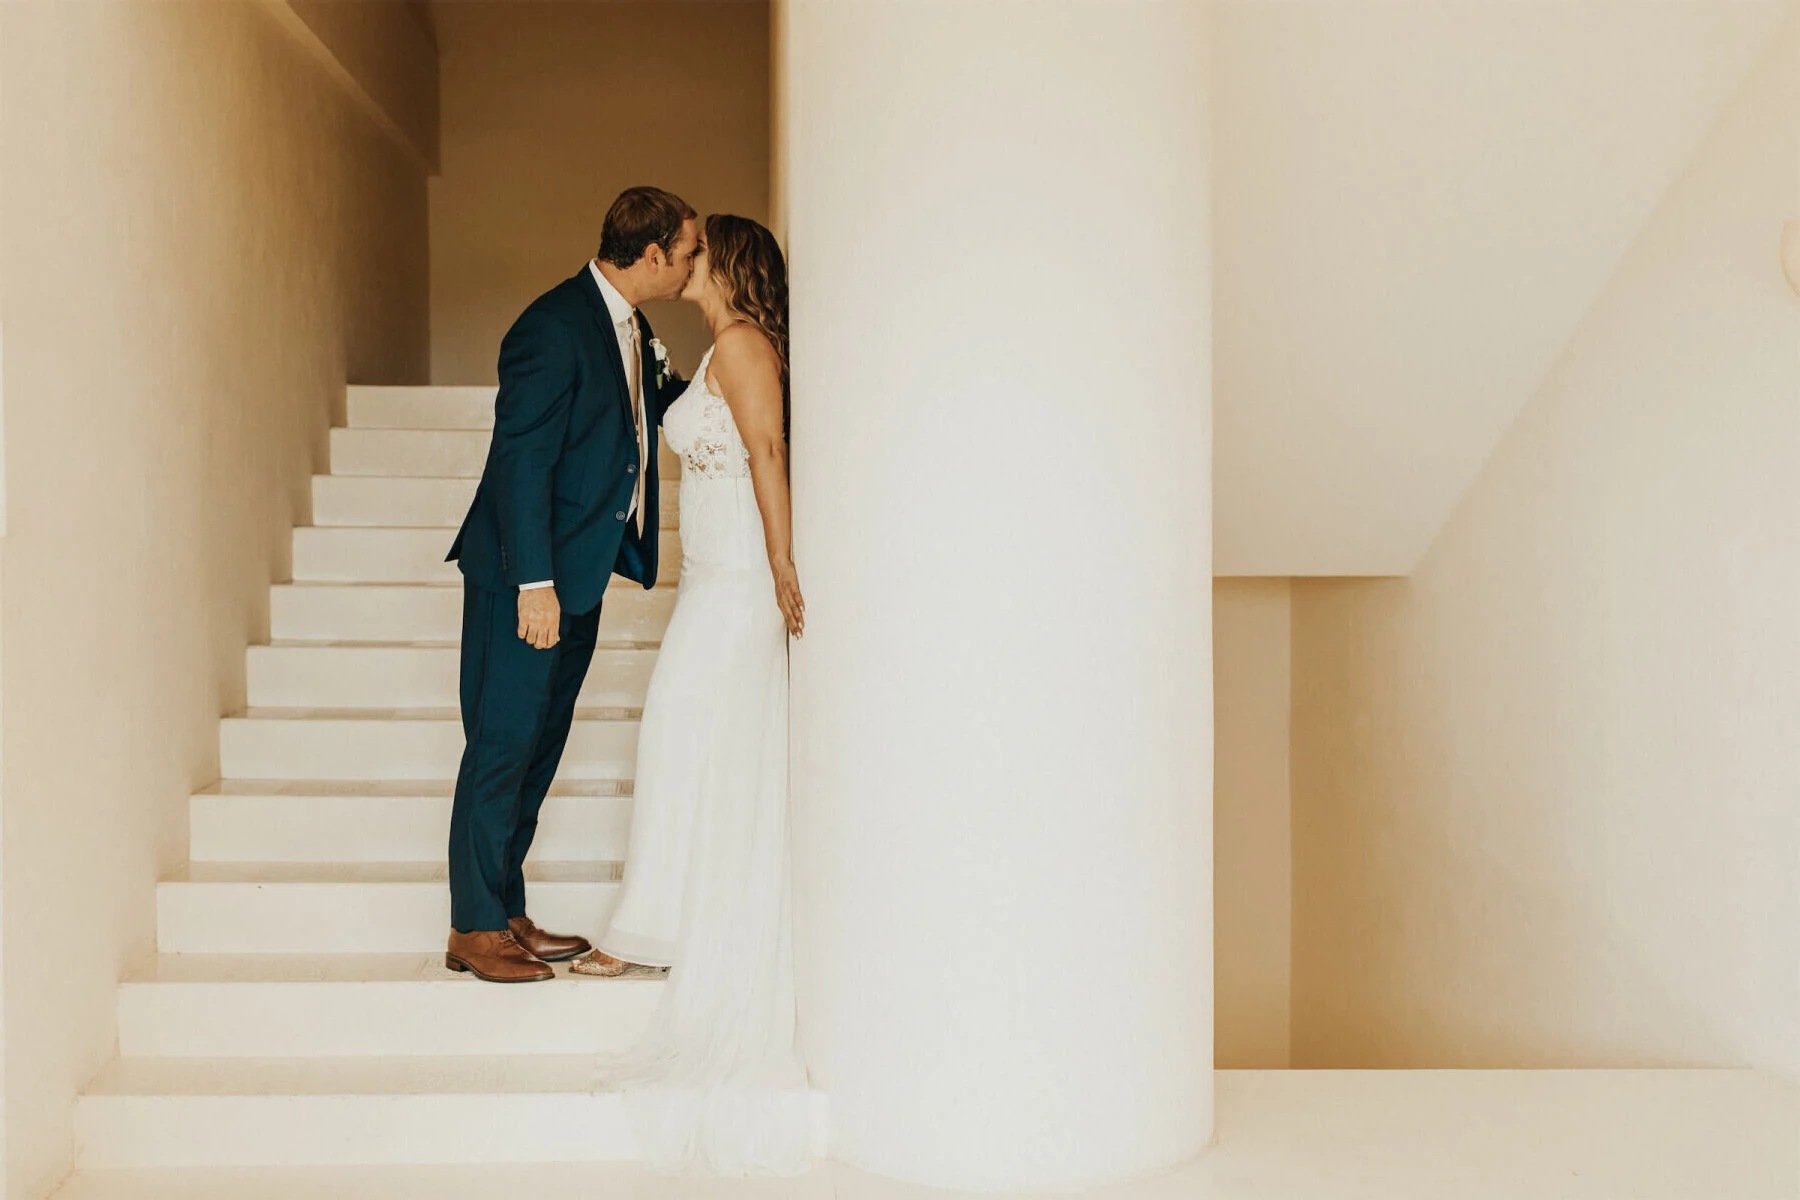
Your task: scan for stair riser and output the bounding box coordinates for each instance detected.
[292,527,458,585]
[218,720,637,781]
[76,1094,640,1167]
[189,795,631,862]
[117,980,660,1057]
[347,385,497,430]
[157,881,620,954]
[292,527,681,586]
[247,647,656,709]
[269,584,674,643]
[311,476,678,529]
[313,476,475,527]
[330,429,682,481]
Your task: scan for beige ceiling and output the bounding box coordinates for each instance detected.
[1212,0,1792,576]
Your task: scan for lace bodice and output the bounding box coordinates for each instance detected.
[663,347,751,480]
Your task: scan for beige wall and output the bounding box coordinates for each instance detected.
[284,0,441,170]
[0,3,430,1194]
[1290,15,1799,1076]
[1211,1,1787,577]
[430,1,771,384]
[1214,579,1292,1068]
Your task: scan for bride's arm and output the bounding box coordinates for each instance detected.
[711,324,804,638]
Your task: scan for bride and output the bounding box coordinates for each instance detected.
[569,214,812,1175]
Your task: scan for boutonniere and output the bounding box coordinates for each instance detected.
[650,338,674,390]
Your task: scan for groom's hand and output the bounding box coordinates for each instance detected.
[517,588,561,650]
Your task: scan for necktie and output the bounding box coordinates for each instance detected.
[624,315,646,534]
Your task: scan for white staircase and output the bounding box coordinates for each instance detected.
[65,385,827,1187]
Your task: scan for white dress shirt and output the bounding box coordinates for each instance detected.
[521,261,648,593]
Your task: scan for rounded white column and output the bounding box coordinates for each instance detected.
[783,2,1214,1189]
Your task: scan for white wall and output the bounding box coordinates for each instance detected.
[429,0,771,383]
[0,4,431,1194]
[1289,13,1800,1077]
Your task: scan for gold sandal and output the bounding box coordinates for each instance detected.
[569,949,633,977]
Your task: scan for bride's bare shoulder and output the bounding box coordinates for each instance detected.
[708,324,780,404]
[712,322,779,373]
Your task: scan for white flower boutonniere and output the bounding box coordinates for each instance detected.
[650,338,675,390]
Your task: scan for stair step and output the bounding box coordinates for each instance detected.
[52,1164,836,1198]
[247,644,657,708]
[331,429,487,477]
[189,780,631,863]
[291,526,681,586]
[312,475,475,526]
[347,385,498,430]
[311,475,679,529]
[217,708,637,781]
[330,428,682,480]
[117,954,665,1057]
[269,582,675,643]
[156,861,623,954]
[75,1054,829,1167]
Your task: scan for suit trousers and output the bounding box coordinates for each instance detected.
[448,582,601,932]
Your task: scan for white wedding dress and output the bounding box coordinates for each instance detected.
[592,345,812,1175]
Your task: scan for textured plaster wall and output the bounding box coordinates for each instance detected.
[0,4,429,1193]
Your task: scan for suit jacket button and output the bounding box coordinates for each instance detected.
[626,464,637,475]
[616,511,627,521]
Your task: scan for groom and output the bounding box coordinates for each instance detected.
[443,186,699,983]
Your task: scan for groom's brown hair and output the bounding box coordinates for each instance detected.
[598,187,697,269]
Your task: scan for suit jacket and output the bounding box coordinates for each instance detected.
[447,266,685,616]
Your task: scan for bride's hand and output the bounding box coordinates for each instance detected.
[773,558,805,639]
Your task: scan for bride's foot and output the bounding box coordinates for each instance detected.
[569,949,635,977]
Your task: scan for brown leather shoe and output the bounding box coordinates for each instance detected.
[445,928,554,983]
[508,915,592,963]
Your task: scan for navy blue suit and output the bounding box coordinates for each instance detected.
[445,266,683,932]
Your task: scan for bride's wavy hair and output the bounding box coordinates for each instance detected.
[704,214,789,425]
